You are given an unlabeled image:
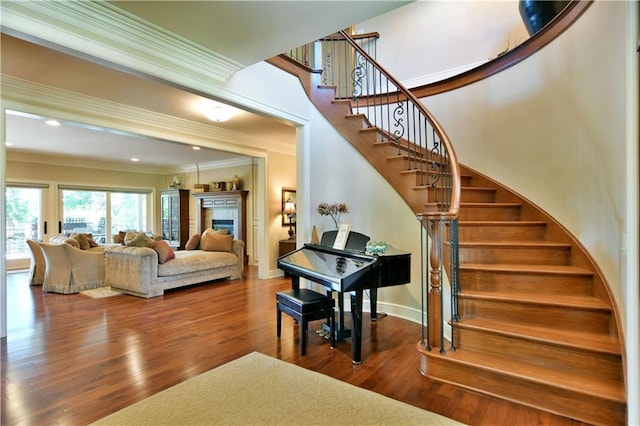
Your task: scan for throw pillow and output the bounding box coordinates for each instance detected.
[185,233,201,251]
[127,232,153,247]
[150,240,175,263]
[87,237,99,247]
[151,233,164,241]
[64,238,80,249]
[113,231,127,244]
[70,233,91,250]
[124,231,140,245]
[199,227,229,250]
[204,232,233,252]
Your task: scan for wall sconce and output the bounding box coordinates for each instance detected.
[283,199,296,238]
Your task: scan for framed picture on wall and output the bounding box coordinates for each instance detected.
[281,188,296,226]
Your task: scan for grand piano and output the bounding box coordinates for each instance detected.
[277,230,411,364]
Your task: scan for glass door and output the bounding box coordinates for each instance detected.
[60,189,107,239]
[5,186,48,270]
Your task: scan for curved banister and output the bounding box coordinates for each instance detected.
[411,0,591,98]
[337,30,460,220]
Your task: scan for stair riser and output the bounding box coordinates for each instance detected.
[458,298,612,333]
[418,351,625,425]
[459,245,571,265]
[400,171,429,187]
[454,327,623,382]
[458,224,546,241]
[459,206,521,221]
[459,189,496,203]
[459,269,594,296]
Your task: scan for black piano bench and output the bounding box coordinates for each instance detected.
[276,289,335,356]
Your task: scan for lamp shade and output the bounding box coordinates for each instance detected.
[283,199,296,216]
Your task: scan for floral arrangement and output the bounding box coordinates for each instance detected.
[317,202,349,228]
[366,240,387,255]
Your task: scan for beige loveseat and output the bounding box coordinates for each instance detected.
[104,239,244,298]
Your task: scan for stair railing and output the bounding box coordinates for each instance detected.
[284,30,461,353]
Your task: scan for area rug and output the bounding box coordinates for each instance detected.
[91,352,464,425]
[80,286,124,299]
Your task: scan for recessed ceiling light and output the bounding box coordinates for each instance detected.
[131,158,140,162]
[192,146,201,150]
[45,119,61,127]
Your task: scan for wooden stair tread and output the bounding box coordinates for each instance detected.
[458,241,571,248]
[460,202,521,207]
[460,263,593,276]
[460,186,495,192]
[456,317,621,355]
[458,290,611,310]
[459,220,546,226]
[422,347,625,402]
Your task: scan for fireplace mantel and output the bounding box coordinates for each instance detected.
[193,191,248,263]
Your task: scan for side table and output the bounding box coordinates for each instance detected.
[279,238,296,276]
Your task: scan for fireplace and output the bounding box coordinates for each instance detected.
[194,190,248,264]
[212,219,235,237]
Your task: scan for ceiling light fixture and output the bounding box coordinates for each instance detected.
[204,105,233,122]
[131,158,140,162]
[192,146,201,150]
[45,119,61,127]
[5,142,13,146]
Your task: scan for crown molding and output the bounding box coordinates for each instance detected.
[1,75,274,158]
[1,1,310,131]
[1,1,241,84]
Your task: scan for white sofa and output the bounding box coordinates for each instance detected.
[104,240,244,298]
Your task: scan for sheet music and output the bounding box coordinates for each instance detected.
[333,224,351,250]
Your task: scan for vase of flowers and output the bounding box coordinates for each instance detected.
[317,202,349,229]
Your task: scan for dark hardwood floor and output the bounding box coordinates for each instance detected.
[1,267,588,425]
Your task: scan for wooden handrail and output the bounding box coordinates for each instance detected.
[338,30,460,220]
[411,0,592,98]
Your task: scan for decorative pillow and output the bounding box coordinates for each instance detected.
[64,238,80,249]
[199,228,229,250]
[150,240,175,263]
[185,233,201,251]
[87,236,99,248]
[113,231,126,244]
[126,232,153,247]
[204,232,233,252]
[70,233,91,250]
[151,233,164,241]
[124,231,140,245]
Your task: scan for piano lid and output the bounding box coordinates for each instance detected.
[278,246,375,284]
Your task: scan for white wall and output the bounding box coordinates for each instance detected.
[305,106,426,321]
[423,1,627,321]
[356,0,528,86]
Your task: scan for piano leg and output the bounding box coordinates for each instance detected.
[290,275,300,290]
[369,287,387,321]
[350,290,364,365]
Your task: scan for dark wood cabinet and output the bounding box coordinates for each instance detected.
[160,189,189,249]
[279,238,296,257]
[279,238,296,276]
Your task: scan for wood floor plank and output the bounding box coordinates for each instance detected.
[1,268,587,425]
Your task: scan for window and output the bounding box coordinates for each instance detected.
[5,186,44,262]
[60,187,150,243]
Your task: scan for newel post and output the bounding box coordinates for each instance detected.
[428,219,443,349]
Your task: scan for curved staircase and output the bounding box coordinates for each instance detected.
[268,40,626,424]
